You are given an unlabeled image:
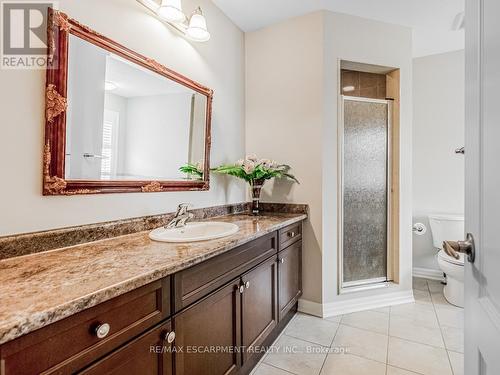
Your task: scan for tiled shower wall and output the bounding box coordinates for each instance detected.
[341,69,387,99]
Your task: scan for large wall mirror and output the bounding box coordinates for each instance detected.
[44,9,213,195]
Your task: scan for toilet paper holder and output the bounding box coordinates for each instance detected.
[412,223,427,235]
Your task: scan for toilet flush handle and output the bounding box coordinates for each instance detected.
[458,233,476,263]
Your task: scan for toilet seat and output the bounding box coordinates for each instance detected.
[438,249,465,266]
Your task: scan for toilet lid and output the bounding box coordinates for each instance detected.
[438,249,465,266]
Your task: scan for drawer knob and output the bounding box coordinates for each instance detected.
[288,231,296,238]
[163,331,176,344]
[279,258,285,264]
[245,281,250,289]
[95,323,111,339]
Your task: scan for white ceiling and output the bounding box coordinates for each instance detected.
[211,0,465,57]
[106,54,192,98]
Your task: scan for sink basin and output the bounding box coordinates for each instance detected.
[149,222,239,243]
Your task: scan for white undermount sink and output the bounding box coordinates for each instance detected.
[149,222,239,243]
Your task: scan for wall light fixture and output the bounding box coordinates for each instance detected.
[137,0,211,42]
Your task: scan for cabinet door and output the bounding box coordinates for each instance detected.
[241,255,278,365]
[173,279,241,375]
[278,242,302,320]
[78,320,173,375]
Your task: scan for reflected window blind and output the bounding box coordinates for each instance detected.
[100,120,114,179]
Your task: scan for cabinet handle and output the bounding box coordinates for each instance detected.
[163,331,176,344]
[245,281,250,289]
[239,285,245,294]
[288,231,296,238]
[94,323,111,339]
[279,258,285,264]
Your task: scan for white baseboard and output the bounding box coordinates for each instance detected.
[298,290,415,318]
[298,299,323,317]
[413,267,445,281]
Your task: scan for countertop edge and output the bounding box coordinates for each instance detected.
[0,214,306,345]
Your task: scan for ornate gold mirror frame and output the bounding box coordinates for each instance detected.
[43,9,213,195]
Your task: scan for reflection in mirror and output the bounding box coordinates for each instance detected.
[65,34,207,181]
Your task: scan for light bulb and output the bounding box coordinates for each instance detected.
[158,0,185,23]
[186,7,210,42]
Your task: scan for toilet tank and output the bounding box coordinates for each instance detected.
[428,214,465,249]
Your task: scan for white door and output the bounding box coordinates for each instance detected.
[465,0,500,374]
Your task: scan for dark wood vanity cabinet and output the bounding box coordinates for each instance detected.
[0,222,303,375]
[172,236,279,375]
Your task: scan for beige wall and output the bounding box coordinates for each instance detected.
[245,12,324,303]
[246,11,413,309]
[0,0,246,236]
[322,12,413,306]
[412,50,465,271]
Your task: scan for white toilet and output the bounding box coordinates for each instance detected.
[428,214,465,307]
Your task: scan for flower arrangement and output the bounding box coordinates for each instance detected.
[179,161,204,180]
[212,155,299,214]
[211,156,299,184]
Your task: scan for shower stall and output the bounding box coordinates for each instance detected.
[339,96,392,291]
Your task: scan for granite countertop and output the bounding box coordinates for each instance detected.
[0,212,306,345]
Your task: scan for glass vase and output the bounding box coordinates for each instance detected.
[250,179,265,215]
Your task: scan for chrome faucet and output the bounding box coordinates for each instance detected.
[165,203,194,229]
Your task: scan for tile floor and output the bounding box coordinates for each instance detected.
[251,278,464,375]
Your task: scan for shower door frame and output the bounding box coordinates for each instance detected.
[338,95,393,293]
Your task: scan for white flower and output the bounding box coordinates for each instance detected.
[246,154,258,163]
[260,159,273,169]
[236,159,245,166]
[243,160,256,174]
[195,160,203,171]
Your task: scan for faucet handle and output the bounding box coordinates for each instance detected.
[177,203,191,215]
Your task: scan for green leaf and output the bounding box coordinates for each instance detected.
[179,163,203,179]
[211,161,299,184]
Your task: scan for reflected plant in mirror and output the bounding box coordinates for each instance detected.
[212,156,299,215]
[179,161,204,180]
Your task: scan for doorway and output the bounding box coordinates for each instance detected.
[338,61,400,293]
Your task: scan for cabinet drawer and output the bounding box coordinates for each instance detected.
[279,222,302,250]
[0,278,170,375]
[78,320,173,375]
[173,232,277,312]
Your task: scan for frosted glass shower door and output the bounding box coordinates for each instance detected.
[341,97,390,288]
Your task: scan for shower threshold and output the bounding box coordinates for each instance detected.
[340,277,391,294]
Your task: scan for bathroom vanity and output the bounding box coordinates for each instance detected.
[0,213,304,375]
[0,9,306,374]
